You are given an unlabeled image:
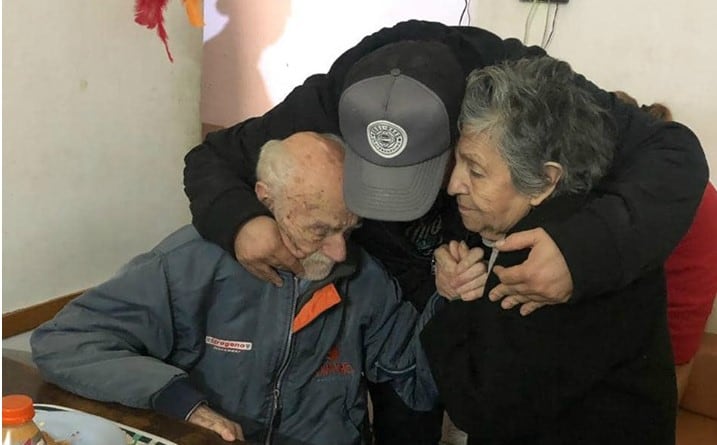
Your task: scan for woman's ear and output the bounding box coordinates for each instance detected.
[529,162,563,207]
[255,181,273,210]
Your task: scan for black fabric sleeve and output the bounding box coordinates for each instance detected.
[152,377,207,420]
[542,96,708,301]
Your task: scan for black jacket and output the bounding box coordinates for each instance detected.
[421,195,676,445]
[183,19,707,307]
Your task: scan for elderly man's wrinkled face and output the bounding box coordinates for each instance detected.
[448,131,534,241]
[273,179,361,281]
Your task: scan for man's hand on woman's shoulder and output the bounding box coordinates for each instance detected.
[490,228,573,316]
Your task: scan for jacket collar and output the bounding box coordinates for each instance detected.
[277,241,361,301]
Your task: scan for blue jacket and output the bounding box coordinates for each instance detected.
[32,225,440,445]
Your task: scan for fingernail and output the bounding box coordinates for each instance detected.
[494,239,504,247]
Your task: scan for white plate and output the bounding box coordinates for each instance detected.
[34,410,126,445]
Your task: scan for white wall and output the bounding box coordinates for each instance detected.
[3,0,202,321]
[201,0,471,126]
[469,0,717,331]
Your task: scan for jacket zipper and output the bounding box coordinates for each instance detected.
[265,276,299,445]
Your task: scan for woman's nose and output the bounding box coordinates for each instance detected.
[447,166,466,196]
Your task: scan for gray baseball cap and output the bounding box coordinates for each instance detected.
[339,40,465,221]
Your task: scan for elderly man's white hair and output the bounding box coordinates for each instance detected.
[256,133,346,194]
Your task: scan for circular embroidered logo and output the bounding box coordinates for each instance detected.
[366,120,408,158]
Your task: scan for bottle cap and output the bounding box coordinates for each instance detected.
[2,394,36,425]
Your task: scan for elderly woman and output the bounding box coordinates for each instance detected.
[421,57,676,445]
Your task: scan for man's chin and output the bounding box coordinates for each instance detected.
[301,263,335,281]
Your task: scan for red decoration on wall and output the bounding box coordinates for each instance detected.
[134,0,174,62]
[134,0,204,62]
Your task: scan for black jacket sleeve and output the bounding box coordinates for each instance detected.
[541,95,708,301]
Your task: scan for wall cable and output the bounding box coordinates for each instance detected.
[541,2,553,47]
[459,0,472,26]
[543,3,560,49]
[523,0,540,44]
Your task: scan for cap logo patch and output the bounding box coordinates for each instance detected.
[366,120,408,158]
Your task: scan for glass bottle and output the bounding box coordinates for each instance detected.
[2,394,46,445]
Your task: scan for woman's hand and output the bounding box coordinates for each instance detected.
[434,241,487,301]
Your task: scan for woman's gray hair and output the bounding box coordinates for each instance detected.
[256,133,346,193]
[458,57,616,197]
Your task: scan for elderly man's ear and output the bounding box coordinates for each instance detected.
[529,162,563,207]
[255,181,274,210]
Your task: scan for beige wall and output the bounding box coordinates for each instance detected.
[3,1,202,319]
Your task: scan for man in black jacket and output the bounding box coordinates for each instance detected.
[183,20,707,445]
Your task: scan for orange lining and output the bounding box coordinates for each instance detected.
[292,284,341,333]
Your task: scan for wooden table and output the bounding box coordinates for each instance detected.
[2,350,246,445]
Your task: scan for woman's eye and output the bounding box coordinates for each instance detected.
[470,170,484,178]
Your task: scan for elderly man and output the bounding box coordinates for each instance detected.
[31,132,439,445]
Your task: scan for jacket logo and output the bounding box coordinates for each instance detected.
[206,335,252,353]
[366,120,408,159]
[315,345,354,378]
